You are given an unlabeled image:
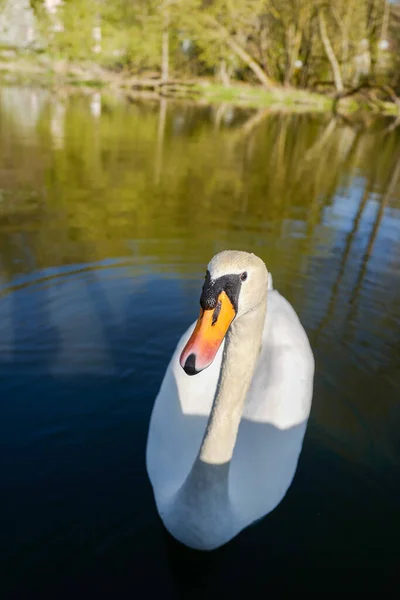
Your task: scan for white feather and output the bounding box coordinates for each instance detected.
[146,252,314,550]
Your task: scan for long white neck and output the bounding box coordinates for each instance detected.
[180,296,267,497]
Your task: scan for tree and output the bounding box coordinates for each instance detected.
[11,0,398,94]
[318,7,344,92]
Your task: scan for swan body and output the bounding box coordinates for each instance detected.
[146,251,314,550]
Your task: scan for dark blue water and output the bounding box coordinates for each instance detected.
[0,88,399,596]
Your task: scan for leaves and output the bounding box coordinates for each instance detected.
[18,0,398,91]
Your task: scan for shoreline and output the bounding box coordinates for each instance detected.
[0,54,398,117]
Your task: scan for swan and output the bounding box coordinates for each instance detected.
[146,250,314,550]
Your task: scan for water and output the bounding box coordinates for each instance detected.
[0,87,399,596]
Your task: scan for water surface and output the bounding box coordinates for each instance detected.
[0,88,399,596]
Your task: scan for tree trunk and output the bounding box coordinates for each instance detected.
[318,9,344,92]
[218,60,231,87]
[284,27,302,87]
[161,11,169,83]
[224,34,274,89]
[381,0,390,41]
[300,13,315,88]
[154,98,167,184]
[205,15,275,89]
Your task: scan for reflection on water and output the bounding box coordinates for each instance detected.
[0,88,399,594]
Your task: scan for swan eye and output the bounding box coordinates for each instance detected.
[240,272,248,282]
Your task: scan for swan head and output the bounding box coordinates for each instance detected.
[180,250,268,376]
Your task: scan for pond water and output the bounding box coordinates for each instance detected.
[0,87,399,596]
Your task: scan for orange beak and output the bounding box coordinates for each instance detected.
[180,291,236,375]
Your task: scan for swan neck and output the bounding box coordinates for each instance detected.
[174,297,267,522]
[198,297,267,466]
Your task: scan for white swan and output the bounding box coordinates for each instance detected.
[146,250,314,551]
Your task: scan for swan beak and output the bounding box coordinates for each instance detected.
[180,291,236,375]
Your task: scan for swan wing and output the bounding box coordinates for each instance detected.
[146,322,223,499]
[230,290,314,522]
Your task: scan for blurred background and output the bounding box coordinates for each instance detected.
[0,2,399,599]
[0,1,399,97]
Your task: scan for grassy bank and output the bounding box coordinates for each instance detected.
[0,52,398,117]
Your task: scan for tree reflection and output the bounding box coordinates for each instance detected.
[0,89,399,293]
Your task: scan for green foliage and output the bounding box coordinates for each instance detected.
[53,1,98,60]
[99,1,163,70]
[22,0,400,91]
